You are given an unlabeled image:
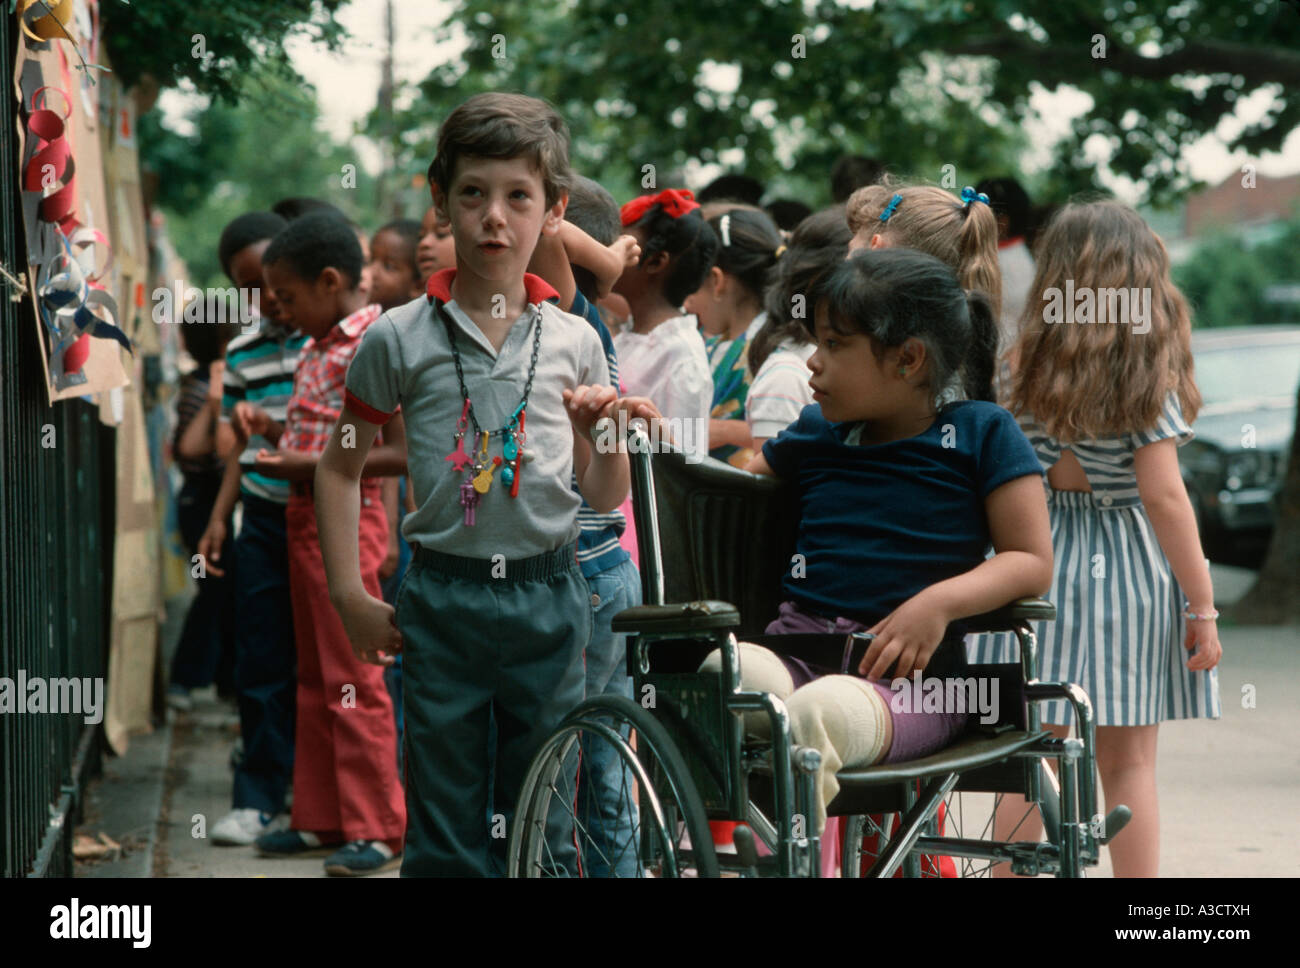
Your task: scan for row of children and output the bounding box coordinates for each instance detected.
[169,90,1221,878]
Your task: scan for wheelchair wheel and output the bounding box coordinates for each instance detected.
[508,694,720,878]
[840,760,1064,878]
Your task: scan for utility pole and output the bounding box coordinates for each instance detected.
[376,0,397,218]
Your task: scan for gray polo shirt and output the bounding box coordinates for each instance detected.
[344,272,609,560]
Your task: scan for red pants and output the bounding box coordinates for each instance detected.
[286,485,405,844]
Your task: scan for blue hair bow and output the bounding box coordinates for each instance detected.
[961,186,990,208]
[878,193,902,223]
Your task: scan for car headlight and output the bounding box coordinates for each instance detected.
[1224,451,1273,489]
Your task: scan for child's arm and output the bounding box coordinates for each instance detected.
[195,454,244,579]
[315,405,402,666]
[745,452,774,476]
[565,384,630,512]
[177,395,219,461]
[557,221,638,299]
[527,231,578,313]
[1134,438,1222,671]
[254,411,408,481]
[859,474,1054,678]
[710,418,755,452]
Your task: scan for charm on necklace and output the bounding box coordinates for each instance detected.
[460,479,480,526]
[473,456,504,494]
[445,398,474,470]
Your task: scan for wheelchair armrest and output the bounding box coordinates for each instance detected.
[611,600,741,636]
[961,597,1056,632]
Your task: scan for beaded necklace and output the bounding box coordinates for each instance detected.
[435,300,541,526]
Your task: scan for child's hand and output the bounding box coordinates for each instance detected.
[232,401,270,440]
[858,590,950,679]
[336,590,402,667]
[595,235,642,298]
[196,519,228,578]
[563,384,619,440]
[1184,618,1222,671]
[253,447,315,480]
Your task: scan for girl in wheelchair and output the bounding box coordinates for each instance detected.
[712,245,1054,836]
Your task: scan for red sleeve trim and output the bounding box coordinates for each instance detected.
[344,389,394,425]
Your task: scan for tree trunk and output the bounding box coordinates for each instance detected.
[1225,381,1300,624]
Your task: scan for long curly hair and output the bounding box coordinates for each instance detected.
[1004,200,1201,441]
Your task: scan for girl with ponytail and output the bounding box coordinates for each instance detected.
[844,180,1004,362]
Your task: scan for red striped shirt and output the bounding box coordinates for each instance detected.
[282,303,383,456]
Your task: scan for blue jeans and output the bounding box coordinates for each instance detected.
[231,495,296,815]
[578,557,641,877]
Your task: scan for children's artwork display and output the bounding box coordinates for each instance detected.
[12,0,131,403]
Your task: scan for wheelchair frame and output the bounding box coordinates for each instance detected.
[510,429,1129,877]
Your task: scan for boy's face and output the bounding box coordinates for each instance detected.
[417,205,455,279]
[368,229,423,311]
[433,155,565,290]
[262,258,345,339]
[228,240,280,322]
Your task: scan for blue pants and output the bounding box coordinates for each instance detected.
[171,475,237,693]
[398,543,590,877]
[230,494,297,815]
[578,557,641,877]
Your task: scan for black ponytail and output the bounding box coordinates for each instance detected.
[963,290,998,403]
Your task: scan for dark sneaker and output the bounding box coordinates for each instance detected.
[255,829,341,858]
[324,840,401,877]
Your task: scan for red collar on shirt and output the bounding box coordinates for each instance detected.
[998,236,1026,250]
[425,267,559,306]
[314,302,382,346]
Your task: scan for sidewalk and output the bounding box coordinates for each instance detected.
[73,567,1298,878]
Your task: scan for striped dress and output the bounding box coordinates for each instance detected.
[967,391,1222,726]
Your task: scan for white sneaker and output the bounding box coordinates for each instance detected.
[211,808,287,846]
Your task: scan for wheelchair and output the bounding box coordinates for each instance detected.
[508,429,1131,877]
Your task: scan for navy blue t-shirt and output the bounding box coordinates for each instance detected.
[761,401,1042,631]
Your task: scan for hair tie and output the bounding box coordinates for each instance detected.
[879,193,902,223]
[620,188,700,226]
[774,244,787,259]
[960,186,991,209]
[718,213,732,247]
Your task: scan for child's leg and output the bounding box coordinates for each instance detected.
[398,558,495,877]
[493,554,590,877]
[698,642,796,737]
[1095,724,1159,877]
[577,557,641,878]
[308,493,406,845]
[784,675,892,835]
[231,497,296,816]
[171,476,232,690]
[285,497,343,839]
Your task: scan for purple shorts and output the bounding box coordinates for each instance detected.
[764,601,970,764]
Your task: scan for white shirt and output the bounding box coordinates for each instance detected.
[746,338,816,440]
[614,314,711,461]
[998,240,1036,352]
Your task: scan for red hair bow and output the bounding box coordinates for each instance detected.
[620,188,700,226]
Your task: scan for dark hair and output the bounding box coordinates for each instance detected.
[831,155,885,203]
[374,218,422,277]
[629,206,720,307]
[697,173,765,206]
[426,92,571,208]
[271,197,346,222]
[810,247,998,404]
[564,175,620,302]
[179,311,240,369]
[975,177,1032,240]
[764,198,813,233]
[1025,202,1058,255]
[751,206,851,374]
[218,211,287,279]
[706,207,784,303]
[262,211,364,289]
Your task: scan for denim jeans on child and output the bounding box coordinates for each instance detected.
[577,557,641,877]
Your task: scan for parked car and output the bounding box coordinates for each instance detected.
[1180,325,1300,559]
